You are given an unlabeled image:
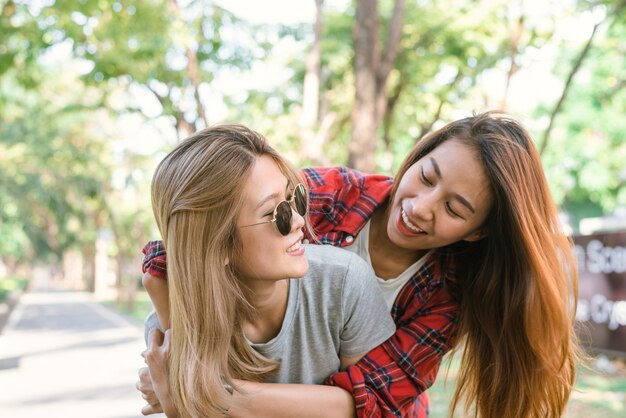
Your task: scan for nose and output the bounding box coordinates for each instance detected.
[408,192,434,222]
[291,207,306,232]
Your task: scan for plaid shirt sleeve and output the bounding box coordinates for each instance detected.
[141,240,168,279]
[301,166,393,245]
[325,256,460,418]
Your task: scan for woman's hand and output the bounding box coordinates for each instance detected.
[136,366,163,415]
[141,328,179,418]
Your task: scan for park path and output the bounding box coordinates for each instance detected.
[0,275,162,418]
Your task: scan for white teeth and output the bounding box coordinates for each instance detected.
[287,241,302,252]
[401,209,424,233]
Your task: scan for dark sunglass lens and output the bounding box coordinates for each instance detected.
[275,201,292,235]
[294,184,308,216]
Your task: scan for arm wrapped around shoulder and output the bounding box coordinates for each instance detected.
[326,285,460,418]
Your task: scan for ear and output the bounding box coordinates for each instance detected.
[224,257,230,266]
[463,227,488,242]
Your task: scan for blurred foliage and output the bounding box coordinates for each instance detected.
[0,0,624,279]
[0,276,28,303]
[232,0,566,170]
[538,3,626,224]
[0,68,110,262]
[43,0,271,133]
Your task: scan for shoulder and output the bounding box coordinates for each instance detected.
[302,168,393,236]
[304,245,376,287]
[305,244,364,272]
[301,168,393,245]
[394,250,461,313]
[301,166,363,189]
[301,166,393,194]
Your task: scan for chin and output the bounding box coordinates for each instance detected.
[289,259,309,279]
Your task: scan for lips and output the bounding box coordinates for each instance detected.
[287,235,305,254]
[396,207,426,237]
[287,240,302,253]
[401,208,424,233]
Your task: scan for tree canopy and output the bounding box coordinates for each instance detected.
[1,0,623,288]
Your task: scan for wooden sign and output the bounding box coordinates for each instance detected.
[573,232,626,356]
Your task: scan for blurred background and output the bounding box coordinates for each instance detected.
[0,0,624,417]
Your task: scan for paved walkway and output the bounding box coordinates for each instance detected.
[0,278,162,418]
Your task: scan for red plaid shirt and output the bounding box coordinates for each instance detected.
[142,166,461,418]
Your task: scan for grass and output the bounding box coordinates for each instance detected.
[429,354,626,418]
[566,362,626,418]
[0,276,29,303]
[103,291,155,323]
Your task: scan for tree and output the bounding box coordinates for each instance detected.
[298,0,334,165]
[45,0,268,138]
[537,1,626,226]
[540,0,626,154]
[0,69,111,273]
[262,0,553,173]
[348,0,405,173]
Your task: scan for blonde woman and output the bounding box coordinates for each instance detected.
[142,124,395,417]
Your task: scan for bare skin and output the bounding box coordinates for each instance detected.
[368,205,427,280]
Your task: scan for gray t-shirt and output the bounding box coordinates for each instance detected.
[144,244,395,384]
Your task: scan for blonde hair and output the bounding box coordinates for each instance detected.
[151,124,307,417]
[393,112,580,418]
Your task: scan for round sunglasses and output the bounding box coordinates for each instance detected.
[239,183,308,236]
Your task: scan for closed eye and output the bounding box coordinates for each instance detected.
[446,202,464,219]
[420,167,433,186]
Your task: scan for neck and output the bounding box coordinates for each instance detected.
[369,205,428,277]
[241,278,290,344]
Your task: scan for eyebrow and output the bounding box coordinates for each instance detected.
[254,180,290,211]
[429,157,442,179]
[430,157,476,214]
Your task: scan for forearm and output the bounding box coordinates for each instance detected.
[228,381,355,418]
[327,308,458,416]
[143,273,170,329]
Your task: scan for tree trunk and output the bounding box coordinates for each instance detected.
[83,243,95,292]
[381,69,407,172]
[93,212,110,299]
[348,0,378,172]
[62,249,84,290]
[348,0,405,173]
[126,214,147,312]
[300,0,327,164]
[176,114,196,140]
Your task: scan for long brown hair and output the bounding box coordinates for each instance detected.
[393,112,579,418]
[151,124,307,417]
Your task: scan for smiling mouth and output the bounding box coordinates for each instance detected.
[287,240,302,253]
[401,208,425,234]
[287,235,305,253]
